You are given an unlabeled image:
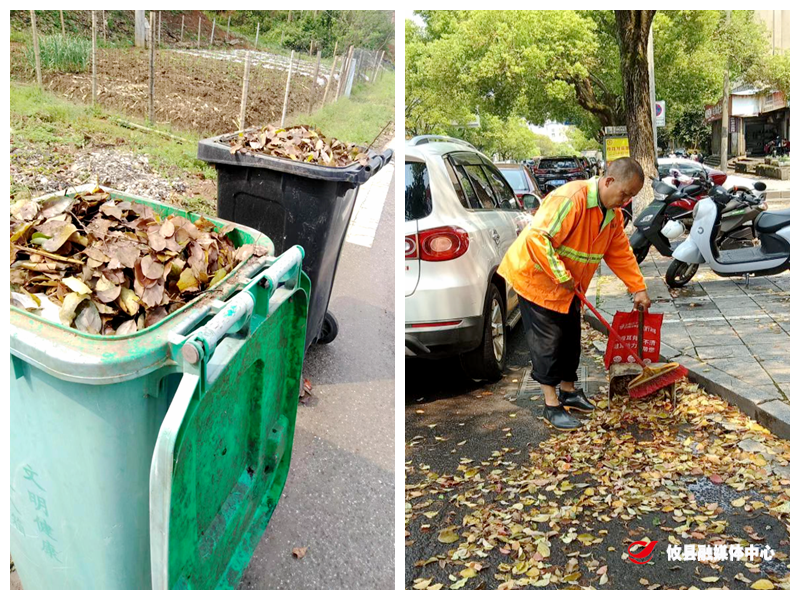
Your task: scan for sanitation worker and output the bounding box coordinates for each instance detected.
[498,157,652,431]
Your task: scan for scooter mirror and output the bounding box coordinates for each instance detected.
[753,181,767,192]
[710,185,729,201]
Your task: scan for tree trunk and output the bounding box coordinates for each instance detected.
[615,10,657,218]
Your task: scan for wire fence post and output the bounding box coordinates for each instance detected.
[149,11,156,124]
[157,11,161,47]
[30,11,42,88]
[239,51,251,131]
[60,10,65,36]
[254,22,259,49]
[373,50,384,84]
[180,15,184,42]
[281,50,295,128]
[322,54,337,107]
[338,46,353,100]
[91,11,97,106]
[197,16,201,49]
[210,18,216,48]
[308,50,322,113]
[227,15,231,43]
[102,10,107,44]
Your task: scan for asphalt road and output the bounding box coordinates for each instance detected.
[239,172,395,589]
[405,322,790,590]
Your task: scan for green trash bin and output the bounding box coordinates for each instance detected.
[10,187,310,589]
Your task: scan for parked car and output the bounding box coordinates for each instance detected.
[405,136,535,380]
[530,156,589,195]
[495,162,543,212]
[576,156,593,178]
[657,158,758,192]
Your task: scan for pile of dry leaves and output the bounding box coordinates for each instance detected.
[406,383,790,590]
[228,124,370,167]
[10,187,267,335]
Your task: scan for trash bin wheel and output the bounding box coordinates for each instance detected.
[316,311,339,345]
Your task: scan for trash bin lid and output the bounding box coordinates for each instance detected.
[198,131,393,186]
[149,258,309,589]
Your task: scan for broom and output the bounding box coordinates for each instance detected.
[575,289,687,398]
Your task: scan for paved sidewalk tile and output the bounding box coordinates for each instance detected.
[593,249,790,411]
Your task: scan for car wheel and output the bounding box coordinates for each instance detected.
[665,260,698,288]
[460,284,506,381]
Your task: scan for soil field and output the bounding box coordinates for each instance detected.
[13,46,318,136]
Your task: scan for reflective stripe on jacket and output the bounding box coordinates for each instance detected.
[498,177,646,314]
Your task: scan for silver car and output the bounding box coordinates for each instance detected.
[405,136,534,380]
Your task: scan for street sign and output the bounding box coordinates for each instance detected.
[604,125,627,135]
[604,136,630,162]
[655,101,665,127]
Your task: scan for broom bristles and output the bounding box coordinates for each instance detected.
[628,363,688,399]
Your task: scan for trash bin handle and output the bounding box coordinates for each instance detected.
[181,246,305,367]
[367,148,394,175]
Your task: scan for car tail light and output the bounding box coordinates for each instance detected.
[534,168,545,174]
[405,234,418,259]
[418,226,469,262]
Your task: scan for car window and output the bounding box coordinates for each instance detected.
[498,168,527,192]
[538,158,578,170]
[484,165,519,210]
[452,164,481,209]
[443,160,472,210]
[405,161,432,221]
[677,164,703,178]
[463,165,497,210]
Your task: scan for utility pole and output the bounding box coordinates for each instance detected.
[720,10,731,171]
[647,23,657,158]
[135,10,146,47]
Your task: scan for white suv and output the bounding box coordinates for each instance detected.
[405,136,534,380]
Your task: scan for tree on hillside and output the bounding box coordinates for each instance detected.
[615,10,657,217]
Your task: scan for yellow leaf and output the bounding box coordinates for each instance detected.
[450,577,468,590]
[423,511,439,519]
[537,540,551,558]
[731,498,746,508]
[531,514,550,523]
[701,576,720,582]
[412,578,432,590]
[438,529,459,544]
[459,567,477,578]
[751,579,775,590]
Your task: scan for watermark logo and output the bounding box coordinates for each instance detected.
[627,540,658,564]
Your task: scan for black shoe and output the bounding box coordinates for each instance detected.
[558,388,595,413]
[543,403,583,431]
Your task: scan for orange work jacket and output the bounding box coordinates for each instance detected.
[498,177,646,314]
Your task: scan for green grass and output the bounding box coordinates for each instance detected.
[291,74,394,147]
[11,82,216,197]
[27,34,91,73]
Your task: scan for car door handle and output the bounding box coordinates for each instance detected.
[491,230,501,245]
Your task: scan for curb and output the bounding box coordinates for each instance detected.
[583,309,789,440]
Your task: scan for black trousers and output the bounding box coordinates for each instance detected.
[519,295,581,387]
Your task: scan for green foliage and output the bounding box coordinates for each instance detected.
[290,75,394,146]
[215,10,394,59]
[407,9,782,152]
[445,116,541,161]
[748,50,790,99]
[26,34,90,73]
[668,108,712,150]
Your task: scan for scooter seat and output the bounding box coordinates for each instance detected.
[754,209,790,234]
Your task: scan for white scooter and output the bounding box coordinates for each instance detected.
[667,182,789,288]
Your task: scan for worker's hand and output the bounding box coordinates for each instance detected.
[633,290,651,311]
[559,278,575,292]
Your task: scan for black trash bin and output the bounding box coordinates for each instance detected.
[198,132,393,350]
